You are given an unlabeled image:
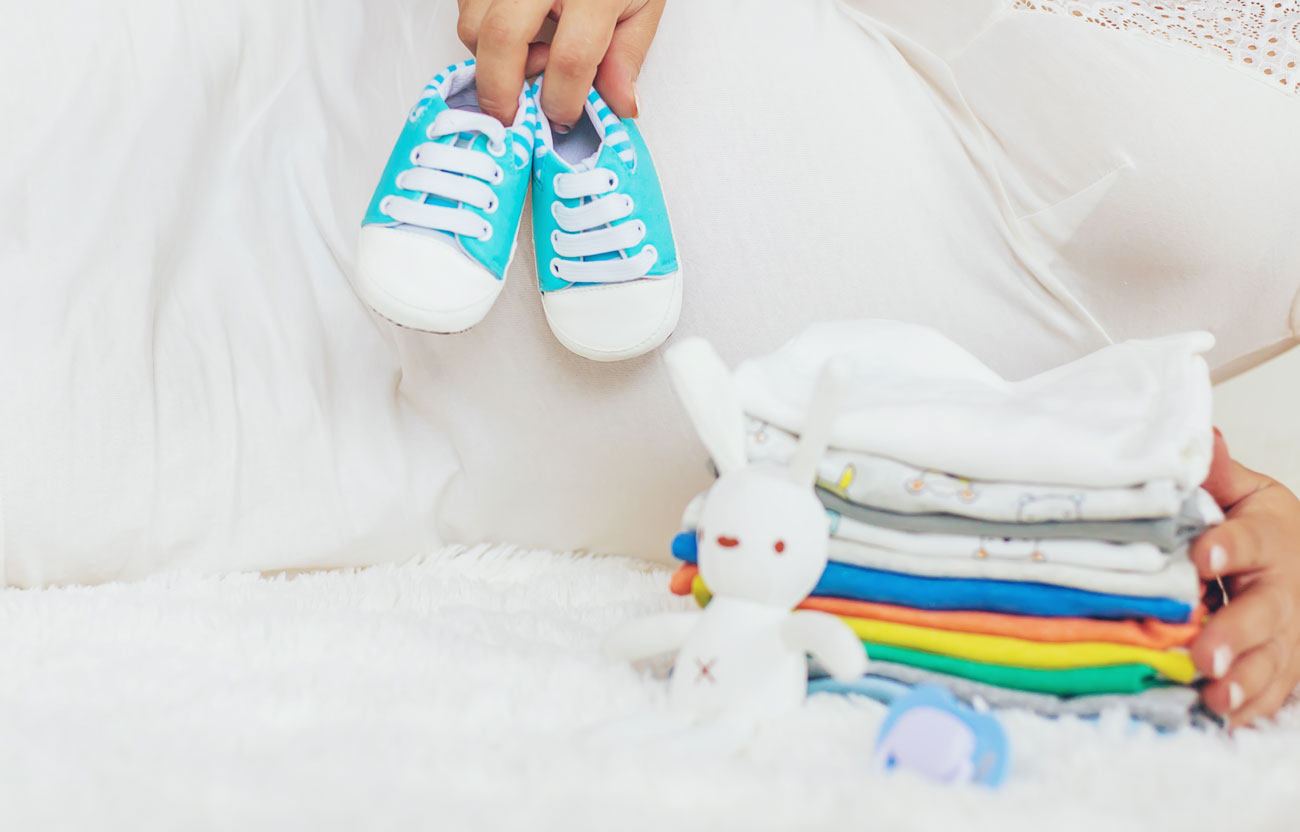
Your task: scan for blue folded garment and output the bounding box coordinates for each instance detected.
[672,532,1195,623]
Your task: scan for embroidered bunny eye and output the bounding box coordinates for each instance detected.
[773,540,786,554]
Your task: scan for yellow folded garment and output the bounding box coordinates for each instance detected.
[688,572,1195,683]
[841,616,1196,683]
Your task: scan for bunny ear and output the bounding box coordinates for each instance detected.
[663,337,748,476]
[787,356,854,486]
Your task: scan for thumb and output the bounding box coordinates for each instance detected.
[594,1,664,118]
[1203,428,1273,509]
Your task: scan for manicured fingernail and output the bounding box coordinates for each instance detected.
[633,87,642,118]
[1209,544,1228,575]
[1212,644,1233,678]
[1229,681,1244,711]
[554,123,572,135]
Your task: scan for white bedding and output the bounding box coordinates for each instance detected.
[0,545,1297,831]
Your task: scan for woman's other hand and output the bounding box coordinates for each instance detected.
[456,0,666,128]
[1190,429,1300,727]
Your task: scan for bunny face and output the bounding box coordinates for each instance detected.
[664,335,851,610]
[696,465,831,608]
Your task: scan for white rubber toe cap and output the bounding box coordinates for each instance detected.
[354,225,503,333]
[540,271,683,362]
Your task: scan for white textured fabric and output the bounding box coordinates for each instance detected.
[4,0,1300,583]
[4,546,1300,831]
[733,320,1216,489]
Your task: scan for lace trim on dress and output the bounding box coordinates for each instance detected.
[1012,1,1300,95]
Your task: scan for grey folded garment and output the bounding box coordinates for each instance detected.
[817,487,1210,552]
[811,661,1213,732]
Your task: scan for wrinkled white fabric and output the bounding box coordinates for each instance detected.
[2,0,1298,584]
[733,320,1216,489]
[0,1,462,586]
[839,0,1300,378]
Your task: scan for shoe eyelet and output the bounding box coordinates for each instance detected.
[479,224,494,242]
[549,259,561,276]
[492,165,505,185]
[552,173,564,192]
[485,197,499,214]
[487,139,507,158]
[410,148,422,166]
[425,125,438,140]
[606,172,618,191]
[624,195,635,213]
[379,195,395,217]
[550,230,560,245]
[550,201,562,221]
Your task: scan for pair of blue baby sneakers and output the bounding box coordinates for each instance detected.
[355,60,681,362]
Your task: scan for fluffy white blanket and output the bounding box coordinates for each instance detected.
[1,546,1296,831]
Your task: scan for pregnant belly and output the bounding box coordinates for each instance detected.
[396,0,1097,560]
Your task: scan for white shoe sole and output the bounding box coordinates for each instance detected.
[354,225,507,334]
[540,269,684,362]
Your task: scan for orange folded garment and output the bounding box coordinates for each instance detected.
[668,564,1202,650]
[669,563,699,596]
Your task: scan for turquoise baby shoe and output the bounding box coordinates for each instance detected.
[530,82,681,361]
[357,60,535,333]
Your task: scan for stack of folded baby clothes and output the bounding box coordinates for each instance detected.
[667,320,1221,730]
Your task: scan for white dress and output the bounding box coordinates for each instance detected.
[1,0,1296,584]
[417,0,1300,561]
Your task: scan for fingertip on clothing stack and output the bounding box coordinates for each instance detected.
[669,320,1223,731]
[356,60,681,361]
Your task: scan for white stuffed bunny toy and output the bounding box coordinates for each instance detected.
[604,337,869,721]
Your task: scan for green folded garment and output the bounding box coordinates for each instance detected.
[862,642,1179,696]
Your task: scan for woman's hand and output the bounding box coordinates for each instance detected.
[456,0,666,128]
[1190,429,1300,727]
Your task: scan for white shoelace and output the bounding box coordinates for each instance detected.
[547,169,657,284]
[380,110,510,241]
